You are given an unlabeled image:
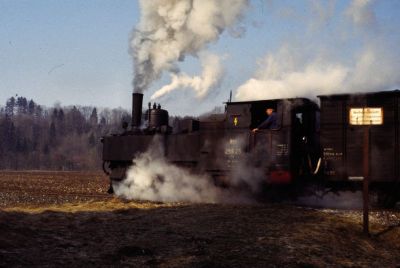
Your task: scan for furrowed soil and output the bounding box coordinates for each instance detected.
[0,171,399,267]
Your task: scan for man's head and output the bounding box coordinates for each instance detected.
[266,108,274,116]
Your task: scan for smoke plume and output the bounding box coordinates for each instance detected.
[150,53,223,100]
[235,0,400,101]
[131,0,248,95]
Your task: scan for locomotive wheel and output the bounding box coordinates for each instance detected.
[377,192,399,208]
[374,182,400,208]
[109,165,129,181]
[102,161,111,176]
[107,182,114,194]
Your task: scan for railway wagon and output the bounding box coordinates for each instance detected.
[319,90,400,204]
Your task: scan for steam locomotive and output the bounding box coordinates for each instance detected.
[102,90,400,206]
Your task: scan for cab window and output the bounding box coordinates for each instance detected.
[250,101,279,129]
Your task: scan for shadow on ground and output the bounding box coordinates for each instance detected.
[0,203,399,267]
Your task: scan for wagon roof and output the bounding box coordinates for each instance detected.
[318,89,400,99]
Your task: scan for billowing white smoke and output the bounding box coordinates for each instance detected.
[236,46,400,102]
[113,137,223,203]
[150,53,223,100]
[131,0,248,96]
[235,45,350,100]
[235,0,400,101]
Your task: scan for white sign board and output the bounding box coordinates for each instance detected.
[349,107,383,125]
[348,176,364,181]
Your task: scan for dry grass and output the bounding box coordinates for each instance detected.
[3,198,184,213]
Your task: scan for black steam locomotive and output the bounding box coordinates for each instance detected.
[102,90,400,205]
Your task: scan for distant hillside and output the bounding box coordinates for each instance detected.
[0,96,130,170]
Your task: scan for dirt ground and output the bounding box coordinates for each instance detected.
[0,171,399,267]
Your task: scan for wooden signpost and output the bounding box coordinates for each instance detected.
[362,126,370,235]
[349,107,383,235]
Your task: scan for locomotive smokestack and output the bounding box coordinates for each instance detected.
[132,92,143,128]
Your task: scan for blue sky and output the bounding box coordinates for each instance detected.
[1,0,399,115]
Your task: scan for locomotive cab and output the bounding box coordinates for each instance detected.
[223,98,319,185]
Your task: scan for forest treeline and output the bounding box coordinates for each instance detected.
[0,96,130,170]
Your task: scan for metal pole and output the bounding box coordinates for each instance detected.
[363,125,370,235]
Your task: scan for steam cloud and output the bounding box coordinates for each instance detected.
[235,0,400,101]
[131,0,248,97]
[113,138,222,203]
[150,53,223,100]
